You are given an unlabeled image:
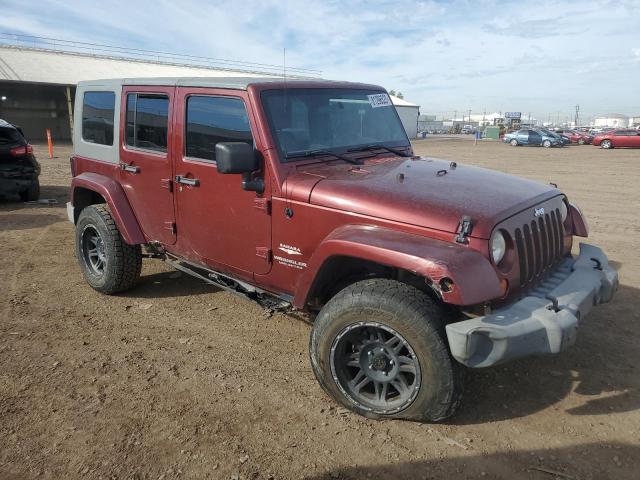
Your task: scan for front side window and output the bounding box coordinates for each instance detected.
[185,96,252,161]
[125,94,169,152]
[261,88,409,162]
[82,91,115,145]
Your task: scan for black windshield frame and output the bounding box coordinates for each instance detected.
[260,88,410,163]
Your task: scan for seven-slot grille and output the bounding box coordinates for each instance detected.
[513,208,565,286]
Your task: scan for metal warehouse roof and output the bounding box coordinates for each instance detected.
[0,45,282,85]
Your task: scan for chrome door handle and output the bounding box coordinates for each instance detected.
[120,163,140,173]
[175,175,200,187]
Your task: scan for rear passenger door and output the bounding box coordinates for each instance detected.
[119,86,176,245]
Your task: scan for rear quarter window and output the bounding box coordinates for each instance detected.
[0,127,23,145]
[82,92,115,146]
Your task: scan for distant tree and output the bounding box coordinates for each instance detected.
[388,89,396,96]
[397,92,404,99]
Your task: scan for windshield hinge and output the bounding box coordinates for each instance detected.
[455,215,473,244]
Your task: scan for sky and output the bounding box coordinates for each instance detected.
[1,0,639,122]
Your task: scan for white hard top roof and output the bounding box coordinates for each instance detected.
[77,76,380,91]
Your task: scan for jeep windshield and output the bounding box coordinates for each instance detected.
[261,88,410,162]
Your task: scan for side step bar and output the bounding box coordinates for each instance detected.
[164,253,292,311]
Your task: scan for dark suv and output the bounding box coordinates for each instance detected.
[0,119,40,201]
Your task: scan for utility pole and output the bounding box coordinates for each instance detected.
[574,104,580,127]
[468,109,471,123]
[482,108,486,126]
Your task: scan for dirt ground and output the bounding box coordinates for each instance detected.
[1,138,639,480]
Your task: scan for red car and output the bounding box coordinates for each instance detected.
[66,77,618,421]
[555,129,592,145]
[593,129,640,149]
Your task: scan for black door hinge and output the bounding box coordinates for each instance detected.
[165,221,177,235]
[253,198,271,214]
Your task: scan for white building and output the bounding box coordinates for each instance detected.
[390,95,420,138]
[0,39,315,140]
[594,113,629,128]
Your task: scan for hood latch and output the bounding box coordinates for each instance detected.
[455,215,473,244]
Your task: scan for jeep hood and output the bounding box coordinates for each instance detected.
[288,157,560,239]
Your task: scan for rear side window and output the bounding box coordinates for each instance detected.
[0,127,22,145]
[82,91,115,145]
[185,96,252,161]
[125,94,169,152]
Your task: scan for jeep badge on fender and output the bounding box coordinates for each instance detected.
[67,77,618,422]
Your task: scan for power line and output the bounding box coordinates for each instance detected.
[0,32,321,76]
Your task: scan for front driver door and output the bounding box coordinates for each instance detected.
[172,88,271,276]
[528,130,542,146]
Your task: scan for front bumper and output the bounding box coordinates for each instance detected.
[446,243,618,368]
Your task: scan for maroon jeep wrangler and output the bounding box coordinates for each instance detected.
[68,77,618,421]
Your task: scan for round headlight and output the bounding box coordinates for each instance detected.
[491,230,506,264]
[559,201,568,223]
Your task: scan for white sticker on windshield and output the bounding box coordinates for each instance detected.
[368,93,392,108]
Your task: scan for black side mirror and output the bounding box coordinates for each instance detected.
[216,142,258,174]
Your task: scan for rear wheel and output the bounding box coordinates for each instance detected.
[601,139,613,149]
[510,139,518,146]
[578,138,585,145]
[310,279,463,422]
[542,140,552,148]
[19,180,40,202]
[75,204,142,294]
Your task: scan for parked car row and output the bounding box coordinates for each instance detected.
[504,126,640,149]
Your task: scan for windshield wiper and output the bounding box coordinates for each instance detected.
[347,144,412,157]
[285,149,361,165]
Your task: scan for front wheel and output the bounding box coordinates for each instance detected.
[542,140,552,148]
[601,139,612,149]
[75,204,142,294]
[578,138,585,145]
[510,139,518,146]
[310,279,463,422]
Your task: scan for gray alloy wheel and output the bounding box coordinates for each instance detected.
[510,139,518,146]
[542,139,552,148]
[330,322,421,414]
[81,224,107,276]
[310,278,463,422]
[75,204,142,294]
[601,139,612,149]
[578,138,585,145]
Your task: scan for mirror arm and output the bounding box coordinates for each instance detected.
[241,173,264,194]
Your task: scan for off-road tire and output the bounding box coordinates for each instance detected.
[75,204,142,294]
[542,139,552,148]
[19,180,40,202]
[310,278,463,422]
[510,139,518,146]
[601,139,612,149]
